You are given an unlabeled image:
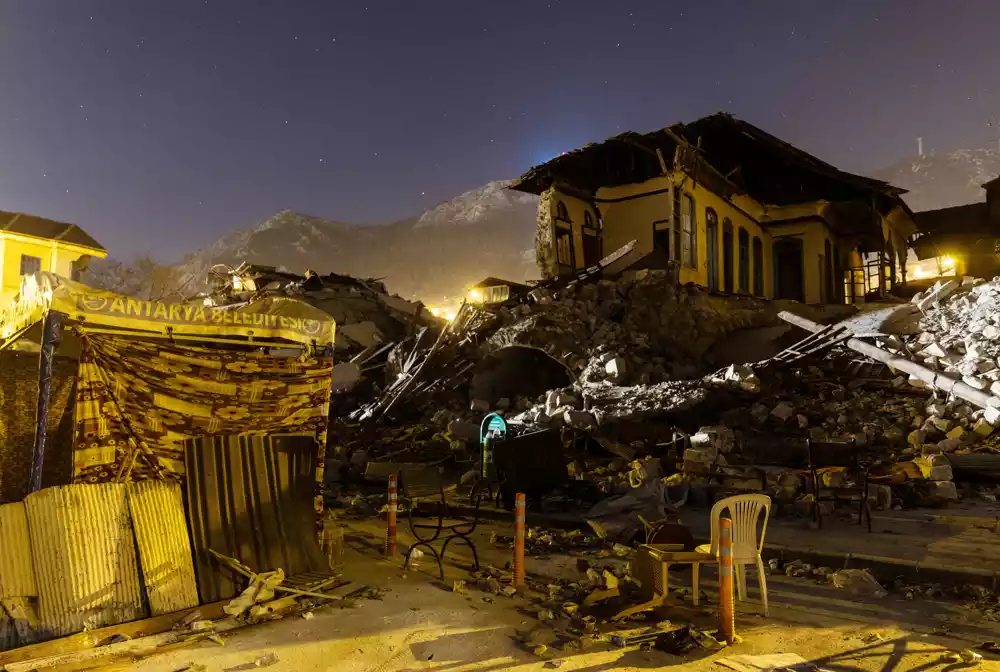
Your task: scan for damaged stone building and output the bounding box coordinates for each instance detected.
[511,113,917,304]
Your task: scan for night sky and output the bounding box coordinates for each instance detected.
[2,1,1000,262]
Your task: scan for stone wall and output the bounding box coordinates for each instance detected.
[534,188,558,280]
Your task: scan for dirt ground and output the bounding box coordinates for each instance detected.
[132,520,1000,672]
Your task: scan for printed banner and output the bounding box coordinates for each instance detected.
[74,334,333,482]
[74,293,330,344]
[1,273,336,349]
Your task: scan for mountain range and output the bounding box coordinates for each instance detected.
[872,147,1000,213]
[172,180,539,303]
[101,144,1000,304]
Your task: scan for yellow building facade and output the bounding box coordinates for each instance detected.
[0,212,106,304]
[514,114,916,305]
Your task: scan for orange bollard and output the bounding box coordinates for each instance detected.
[386,473,398,557]
[718,517,736,644]
[513,493,526,590]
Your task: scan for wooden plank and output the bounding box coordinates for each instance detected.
[0,601,227,668]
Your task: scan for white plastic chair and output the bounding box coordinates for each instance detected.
[693,494,772,616]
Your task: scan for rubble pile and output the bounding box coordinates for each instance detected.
[910,277,1000,408]
[201,262,436,355]
[489,268,777,387]
[204,250,1000,518]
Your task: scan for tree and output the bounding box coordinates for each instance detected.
[85,256,189,302]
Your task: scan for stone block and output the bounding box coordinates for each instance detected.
[973,418,994,437]
[771,402,795,421]
[683,447,718,463]
[931,417,952,432]
[915,279,959,311]
[925,464,954,481]
[986,405,1000,425]
[916,453,949,467]
[963,375,988,390]
[936,438,961,453]
[946,426,966,442]
[926,402,947,418]
[920,342,948,358]
[682,460,712,475]
[870,484,893,510]
[604,357,628,384]
[563,409,597,430]
[919,480,959,505]
[690,425,735,453]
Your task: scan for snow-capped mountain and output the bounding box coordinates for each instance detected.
[873,148,1000,213]
[414,180,537,229]
[173,181,539,303]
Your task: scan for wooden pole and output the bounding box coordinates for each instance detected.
[386,473,398,556]
[513,493,526,591]
[30,312,62,493]
[718,517,736,644]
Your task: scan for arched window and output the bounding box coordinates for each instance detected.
[738,227,750,293]
[825,238,835,302]
[722,219,734,293]
[556,201,570,222]
[584,211,594,228]
[752,236,764,296]
[705,208,719,291]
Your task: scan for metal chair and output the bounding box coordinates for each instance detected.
[806,439,873,532]
[400,465,481,579]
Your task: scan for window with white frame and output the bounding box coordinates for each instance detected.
[680,194,696,268]
[20,255,42,276]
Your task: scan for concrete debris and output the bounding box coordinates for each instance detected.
[830,569,888,598]
[914,279,959,311]
[770,403,795,422]
[202,262,435,356]
[605,357,628,384]
[300,244,1000,525]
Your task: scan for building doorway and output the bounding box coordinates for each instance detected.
[773,237,805,302]
[582,230,601,267]
[706,209,719,291]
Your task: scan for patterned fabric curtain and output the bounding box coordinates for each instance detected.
[73,334,332,483]
[0,352,77,503]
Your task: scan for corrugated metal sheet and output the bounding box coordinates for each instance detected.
[184,435,327,603]
[0,502,37,599]
[25,484,145,637]
[127,481,199,616]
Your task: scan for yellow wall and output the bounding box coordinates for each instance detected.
[595,171,772,298]
[596,175,671,263]
[677,174,771,297]
[0,232,105,304]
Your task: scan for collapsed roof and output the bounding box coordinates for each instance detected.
[510,112,910,228]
